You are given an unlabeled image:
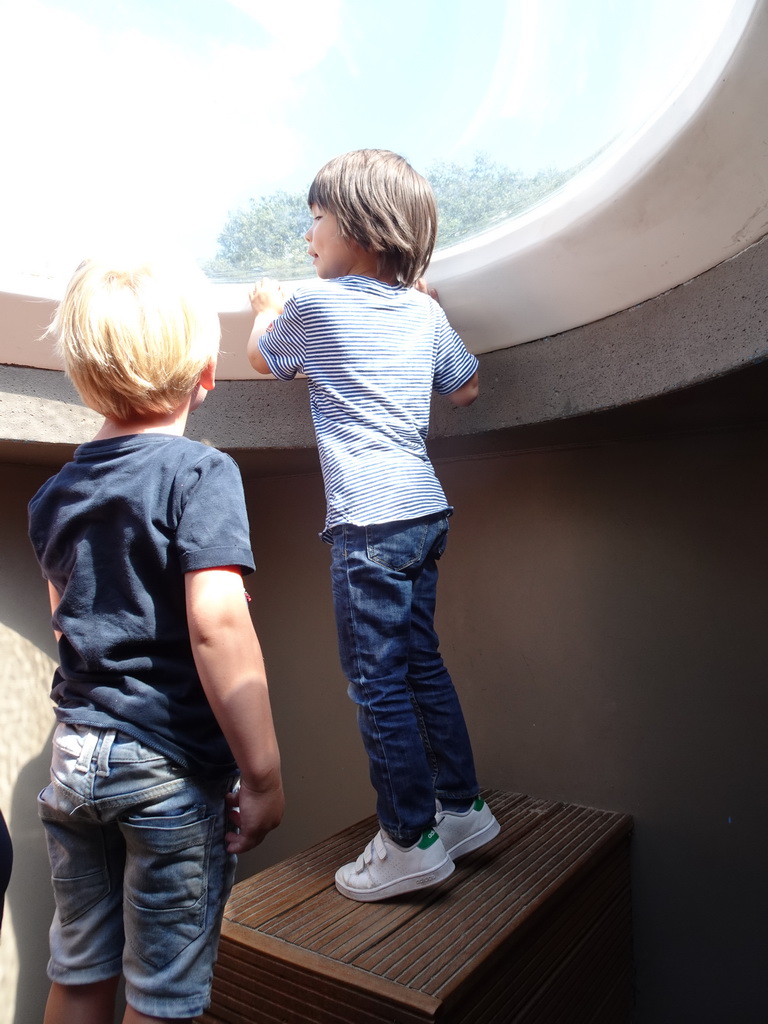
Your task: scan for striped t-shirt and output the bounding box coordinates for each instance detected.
[258,275,478,533]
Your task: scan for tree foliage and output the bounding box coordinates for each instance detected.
[205,153,584,282]
[429,153,575,249]
[206,189,311,282]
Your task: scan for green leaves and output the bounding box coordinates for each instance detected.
[205,153,587,283]
[206,190,312,283]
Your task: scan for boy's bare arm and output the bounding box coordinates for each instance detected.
[47,581,63,643]
[448,371,479,407]
[416,280,480,408]
[246,278,285,376]
[185,567,284,854]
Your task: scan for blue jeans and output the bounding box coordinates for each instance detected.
[329,513,479,846]
[38,723,237,1019]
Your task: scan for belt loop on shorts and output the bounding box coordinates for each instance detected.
[95,729,117,777]
[74,729,99,774]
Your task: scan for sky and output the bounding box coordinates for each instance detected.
[0,0,741,285]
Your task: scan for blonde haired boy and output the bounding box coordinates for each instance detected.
[29,256,284,1024]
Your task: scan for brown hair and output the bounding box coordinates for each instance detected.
[308,150,437,287]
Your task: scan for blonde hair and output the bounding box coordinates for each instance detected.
[307,150,437,287]
[48,255,221,422]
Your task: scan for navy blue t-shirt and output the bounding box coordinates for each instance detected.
[28,433,255,773]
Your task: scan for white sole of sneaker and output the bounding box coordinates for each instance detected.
[334,855,454,902]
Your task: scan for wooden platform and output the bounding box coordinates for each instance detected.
[196,791,633,1024]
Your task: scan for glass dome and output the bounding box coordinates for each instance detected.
[0,0,743,292]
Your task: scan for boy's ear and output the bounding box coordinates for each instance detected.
[199,357,217,393]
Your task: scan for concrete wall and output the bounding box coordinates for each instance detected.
[242,420,768,1024]
[3,417,767,1023]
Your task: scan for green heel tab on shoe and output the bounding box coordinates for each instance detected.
[418,828,440,850]
[473,797,486,812]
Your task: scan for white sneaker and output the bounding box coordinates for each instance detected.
[436,798,501,859]
[335,827,454,902]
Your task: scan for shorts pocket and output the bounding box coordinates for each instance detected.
[122,808,214,968]
[38,787,114,925]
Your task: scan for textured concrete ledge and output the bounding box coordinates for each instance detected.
[2,231,768,469]
[430,229,768,439]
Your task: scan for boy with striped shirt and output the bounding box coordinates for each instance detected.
[247,149,499,901]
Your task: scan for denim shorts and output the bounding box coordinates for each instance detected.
[38,723,237,1019]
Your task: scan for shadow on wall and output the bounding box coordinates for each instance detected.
[0,624,56,1024]
[9,746,53,1024]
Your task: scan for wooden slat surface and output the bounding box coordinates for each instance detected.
[197,790,633,1024]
